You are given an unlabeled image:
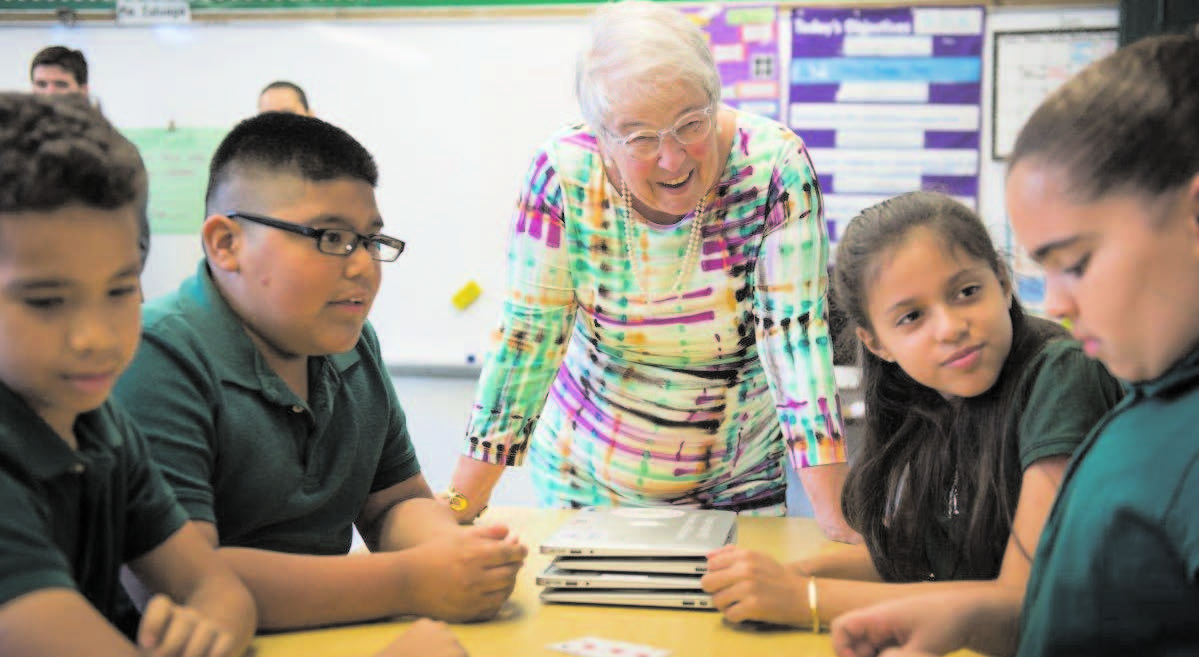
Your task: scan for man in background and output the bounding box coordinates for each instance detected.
[257,80,312,115]
[29,47,145,261]
[30,46,89,96]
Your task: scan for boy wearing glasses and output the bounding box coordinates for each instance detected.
[113,112,526,636]
[0,93,256,657]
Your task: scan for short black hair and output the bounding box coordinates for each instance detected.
[205,112,377,213]
[0,93,145,215]
[30,46,88,86]
[259,80,309,112]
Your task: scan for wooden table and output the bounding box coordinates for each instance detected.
[251,507,853,656]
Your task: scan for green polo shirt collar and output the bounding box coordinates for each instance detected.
[0,381,92,481]
[181,261,362,398]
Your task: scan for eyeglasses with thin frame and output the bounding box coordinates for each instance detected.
[226,211,406,262]
[611,106,714,161]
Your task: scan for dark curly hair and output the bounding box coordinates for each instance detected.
[1,92,145,217]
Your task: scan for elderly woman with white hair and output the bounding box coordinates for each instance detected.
[445,1,854,541]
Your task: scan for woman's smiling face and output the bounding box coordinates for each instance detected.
[601,83,721,223]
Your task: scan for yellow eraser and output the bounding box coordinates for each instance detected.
[452,280,482,310]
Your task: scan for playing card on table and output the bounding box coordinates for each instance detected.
[546,636,671,657]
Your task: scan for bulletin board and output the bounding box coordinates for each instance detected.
[787,5,985,249]
[990,28,1117,160]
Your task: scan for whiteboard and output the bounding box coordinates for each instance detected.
[990,28,1116,160]
[0,17,586,370]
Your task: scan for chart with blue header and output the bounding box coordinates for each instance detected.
[787,5,984,250]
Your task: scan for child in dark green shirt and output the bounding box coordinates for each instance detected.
[0,93,256,657]
[113,111,523,645]
[832,33,1199,657]
[703,192,1121,628]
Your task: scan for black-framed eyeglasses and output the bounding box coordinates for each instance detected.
[226,211,406,262]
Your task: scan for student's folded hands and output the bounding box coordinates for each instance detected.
[137,594,235,657]
[701,546,809,626]
[404,523,528,622]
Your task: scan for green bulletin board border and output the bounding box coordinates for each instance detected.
[0,0,747,13]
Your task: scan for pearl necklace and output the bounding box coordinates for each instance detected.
[621,181,709,303]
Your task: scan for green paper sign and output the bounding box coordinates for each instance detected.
[124,126,224,236]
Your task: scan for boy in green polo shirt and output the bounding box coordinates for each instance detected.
[113,112,526,632]
[0,93,256,656]
[829,34,1199,657]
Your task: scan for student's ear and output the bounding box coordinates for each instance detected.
[855,326,894,363]
[202,213,243,272]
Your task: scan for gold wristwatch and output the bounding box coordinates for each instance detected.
[445,486,486,519]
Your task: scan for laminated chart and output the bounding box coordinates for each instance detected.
[788,6,984,251]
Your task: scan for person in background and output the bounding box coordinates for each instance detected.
[257,80,312,116]
[112,112,525,638]
[28,46,151,264]
[29,46,88,97]
[702,192,1120,628]
[0,92,256,657]
[831,33,1199,657]
[446,1,856,542]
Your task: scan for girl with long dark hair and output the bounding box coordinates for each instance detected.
[703,191,1121,627]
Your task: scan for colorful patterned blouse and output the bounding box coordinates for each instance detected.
[464,109,846,514]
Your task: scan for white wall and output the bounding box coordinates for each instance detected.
[0,18,587,368]
[392,373,540,507]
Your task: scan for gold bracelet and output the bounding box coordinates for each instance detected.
[808,575,820,633]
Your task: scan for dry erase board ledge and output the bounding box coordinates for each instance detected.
[387,363,483,379]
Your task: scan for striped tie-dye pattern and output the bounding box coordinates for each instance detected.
[465,109,846,515]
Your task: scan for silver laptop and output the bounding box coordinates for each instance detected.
[551,555,709,575]
[537,564,704,590]
[540,587,715,610]
[539,507,738,557]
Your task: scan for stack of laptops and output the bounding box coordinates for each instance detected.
[537,507,737,610]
